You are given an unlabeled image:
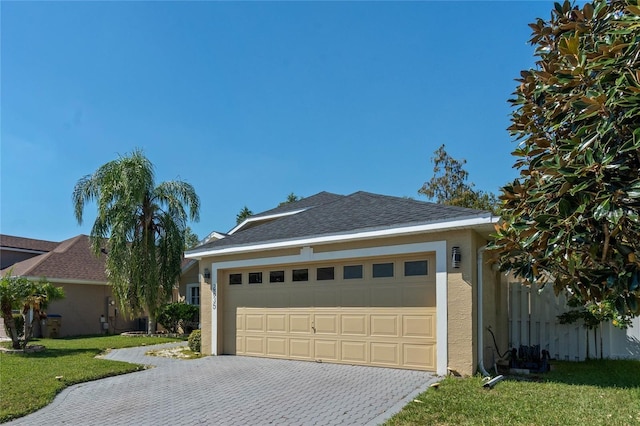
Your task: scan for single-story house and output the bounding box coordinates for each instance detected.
[1,234,138,337]
[186,191,507,376]
[0,234,59,270]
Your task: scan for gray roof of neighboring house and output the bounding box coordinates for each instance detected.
[1,235,107,282]
[0,234,59,253]
[188,191,492,254]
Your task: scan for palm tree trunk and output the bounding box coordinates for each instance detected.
[148,313,157,334]
[1,306,21,349]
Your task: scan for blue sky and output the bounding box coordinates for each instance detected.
[2,1,555,243]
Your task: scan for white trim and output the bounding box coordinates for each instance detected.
[185,283,201,306]
[201,231,227,244]
[227,208,308,235]
[208,240,449,375]
[188,215,497,260]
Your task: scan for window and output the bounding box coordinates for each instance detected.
[270,270,285,283]
[343,265,363,279]
[248,272,263,284]
[373,262,394,278]
[317,267,335,281]
[292,269,308,282]
[229,273,242,285]
[405,260,428,276]
[186,284,200,305]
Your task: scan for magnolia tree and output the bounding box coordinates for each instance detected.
[492,0,640,322]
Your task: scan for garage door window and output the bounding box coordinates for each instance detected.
[317,267,335,281]
[373,262,394,278]
[229,273,242,285]
[270,271,285,283]
[404,260,428,276]
[249,272,263,284]
[292,269,308,282]
[343,265,363,279]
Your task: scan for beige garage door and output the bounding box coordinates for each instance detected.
[223,255,437,371]
[236,307,436,370]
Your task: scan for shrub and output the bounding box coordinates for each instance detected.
[188,329,201,352]
[157,302,199,334]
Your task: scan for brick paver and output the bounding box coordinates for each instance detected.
[7,342,438,425]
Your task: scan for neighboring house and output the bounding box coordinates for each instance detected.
[186,191,506,376]
[0,234,59,270]
[1,234,137,337]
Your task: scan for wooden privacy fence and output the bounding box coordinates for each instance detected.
[508,282,640,361]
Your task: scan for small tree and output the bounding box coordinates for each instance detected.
[236,206,253,224]
[558,298,631,359]
[0,272,64,349]
[184,227,200,250]
[278,192,303,206]
[418,144,499,213]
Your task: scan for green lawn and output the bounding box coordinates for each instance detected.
[0,335,181,423]
[386,359,640,426]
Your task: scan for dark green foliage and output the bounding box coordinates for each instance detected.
[278,192,303,206]
[236,206,253,224]
[157,302,199,334]
[184,227,200,250]
[492,0,640,321]
[188,329,201,352]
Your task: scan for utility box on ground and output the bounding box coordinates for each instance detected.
[46,314,62,338]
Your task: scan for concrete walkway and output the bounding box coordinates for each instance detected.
[7,342,438,426]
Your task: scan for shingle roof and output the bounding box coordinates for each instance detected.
[1,235,107,282]
[189,191,492,254]
[0,234,59,252]
[250,192,345,219]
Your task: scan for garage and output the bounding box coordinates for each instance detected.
[223,255,437,371]
[186,190,501,376]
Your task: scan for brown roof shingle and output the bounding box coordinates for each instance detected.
[0,234,59,252]
[2,235,107,282]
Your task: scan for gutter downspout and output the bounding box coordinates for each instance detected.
[477,245,491,377]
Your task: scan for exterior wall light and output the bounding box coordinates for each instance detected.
[451,246,461,269]
[203,268,211,279]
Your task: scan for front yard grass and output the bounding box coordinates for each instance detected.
[386,359,640,426]
[0,335,181,423]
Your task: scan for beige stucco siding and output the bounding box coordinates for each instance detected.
[197,230,500,375]
[45,282,136,337]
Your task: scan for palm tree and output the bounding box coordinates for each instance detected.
[0,272,64,349]
[73,149,200,333]
[235,206,253,224]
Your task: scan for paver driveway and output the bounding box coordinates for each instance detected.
[7,342,438,426]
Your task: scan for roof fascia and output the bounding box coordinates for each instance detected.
[227,208,308,235]
[187,214,499,259]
